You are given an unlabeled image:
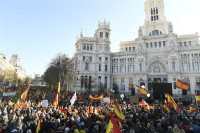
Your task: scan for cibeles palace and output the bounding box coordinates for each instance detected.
[67,0,200,99]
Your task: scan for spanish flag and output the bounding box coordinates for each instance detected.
[106,109,112,117]
[136,85,147,97]
[99,114,105,120]
[94,106,99,115]
[195,94,200,103]
[90,104,93,113]
[106,114,122,133]
[78,92,81,102]
[20,100,27,109]
[57,81,60,96]
[36,116,42,133]
[14,100,20,110]
[38,101,42,107]
[53,93,59,106]
[113,101,125,127]
[190,104,198,112]
[21,86,30,100]
[176,79,188,91]
[163,100,170,113]
[166,95,180,112]
[86,106,90,115]
[89,94,103,100]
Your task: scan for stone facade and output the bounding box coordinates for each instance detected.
[68,0,200,98]
[0,53,26,79]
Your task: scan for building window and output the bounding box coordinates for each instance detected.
[154,42,157,47]
[179,42,182,47]
[89,56,92,61]
[105,65,107,72]
[126,47,128,51]
[146,43,149,48]
[130,65,133,73]
[163,41,166,47]
[85,63,89,71]
[99,64,101,71]
[183,62,188,71]
[106,32,109,38]
[188,41,191,46]
[159,41,161,47]
[172,62,175,70]
[83,46,86,50]
[100,32,103,38]
[99,57,102,61]
[140,63,142,71]
[114,66,117,73]
[133,47,135,51]
[184,42,187,46]
[194,62,199,71]
[87,46,89,50]
[105,77,108,87]
[90,46,93,51]
[194,53,198,57]
[150,42,153,48]
[83,56,85,60]
[129,47,131,51]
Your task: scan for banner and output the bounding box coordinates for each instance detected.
[3,92,16,96]
[102,97,110,103]
[42,100,48,107]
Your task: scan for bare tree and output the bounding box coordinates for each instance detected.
[42,53,70,90]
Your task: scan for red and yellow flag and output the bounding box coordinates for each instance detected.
[163,100,170,113]
[106,114,122,133]
[107,88,110,97]
[14,100,20,110]
[53,93,59,106]
[113,101,125,123]
[90,104,93,113]
[20,100,27,109]
[21,86,30,100]
[89,94,104,100]
[195,94,200,103]
[136,85,147,97]
[176,79,188,91]
[38,101,42,107]
[190,105,198,112]
[57,81,60,96]
[99,114,105,120]
[86,106,90,115]
[36,116,42,133]
[78,92,81,102]
[94,106,99,115]
[165,94,180,112]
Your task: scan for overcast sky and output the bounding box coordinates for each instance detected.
[1,0,200,77]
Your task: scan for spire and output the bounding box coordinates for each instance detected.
[80,29,83,38]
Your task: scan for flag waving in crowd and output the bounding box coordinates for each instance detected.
[136,85,147,97]
[176,79,189,91]
[21,86,30,100]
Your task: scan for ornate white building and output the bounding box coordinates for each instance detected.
[0,53,26,79]
[68,0,200,98]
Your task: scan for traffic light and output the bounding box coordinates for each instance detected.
[76,71,79,80]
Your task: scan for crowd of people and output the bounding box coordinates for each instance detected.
[0,86,200,133]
